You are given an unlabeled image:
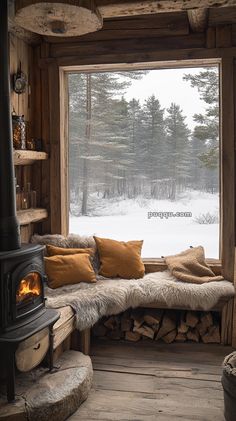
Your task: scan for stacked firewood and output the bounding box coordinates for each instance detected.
[92,308,221,344]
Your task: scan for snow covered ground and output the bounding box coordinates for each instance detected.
[69,191,219,258]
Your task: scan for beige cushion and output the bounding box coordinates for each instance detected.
[165,246,223,284]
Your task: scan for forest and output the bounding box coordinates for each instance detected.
[68,67,219,217]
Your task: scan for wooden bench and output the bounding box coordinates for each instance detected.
[52,296,234,357]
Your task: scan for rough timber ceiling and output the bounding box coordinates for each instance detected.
[7,0,236,44]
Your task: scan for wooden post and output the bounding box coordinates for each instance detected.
[79,329,91,355]
[232,249,236,347]
[220,57,235,345]
[220,57,235,282]
[47,64,69,235]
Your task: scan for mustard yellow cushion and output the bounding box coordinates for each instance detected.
[44,253,97,289]
[94,236,145,279]
[46,244,94,257]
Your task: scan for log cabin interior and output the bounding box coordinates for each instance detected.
[1,0,236,420]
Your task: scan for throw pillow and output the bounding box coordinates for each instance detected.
[94,236,145,279]
[44,253,97,289]
[165,246,223,284]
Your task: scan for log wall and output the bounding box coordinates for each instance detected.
[9,33,44,242]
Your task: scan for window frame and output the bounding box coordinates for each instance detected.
[49,57,235,280]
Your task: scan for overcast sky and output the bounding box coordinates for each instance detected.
[123,67,216,130]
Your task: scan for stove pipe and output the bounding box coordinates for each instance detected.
[0,0,21,251]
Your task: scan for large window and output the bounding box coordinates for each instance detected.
[68,66,220,258]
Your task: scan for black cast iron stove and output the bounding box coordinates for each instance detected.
[0,244,46,333]
[0,0,59,403]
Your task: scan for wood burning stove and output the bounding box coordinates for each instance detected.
[0,0,59,403]
[0,244,46,333]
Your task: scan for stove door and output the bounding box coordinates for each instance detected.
[13,262,45,323]
[16,271,42,308]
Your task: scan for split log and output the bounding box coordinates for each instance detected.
[186,311,199,328]
[202,325,220,344]
[121,312,133,332]
[131,309,145,329]
[196,321,208,337]
[175,332,187,342]
[133,325,155,339]
[104,316,117,330]
[162,329,177,344]
[144,309,163,326]
[178,312,188,334]
[125,331,141,342]
[200,312,213,328]
[187,328,200,342]
[156,311,177,340]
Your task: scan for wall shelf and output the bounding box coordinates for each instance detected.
[17,208,48,226]
[14,150,48,166]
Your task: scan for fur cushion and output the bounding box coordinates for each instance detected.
[31,233,100,271]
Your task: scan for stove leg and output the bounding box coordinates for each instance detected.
[49,325,54,371]
[6,348,16,403]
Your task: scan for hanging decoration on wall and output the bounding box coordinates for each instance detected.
[13,63,27,94]
[14,0,103,37]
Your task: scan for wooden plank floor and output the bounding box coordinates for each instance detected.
[69,340,232,421]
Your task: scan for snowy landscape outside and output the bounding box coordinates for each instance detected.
[68,66,220,258]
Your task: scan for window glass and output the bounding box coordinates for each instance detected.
[68,66,220,258]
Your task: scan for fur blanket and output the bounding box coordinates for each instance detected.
[32,233,235,331]
[44,272,235,331]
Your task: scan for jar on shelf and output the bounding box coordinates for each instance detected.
[12,114,26,150]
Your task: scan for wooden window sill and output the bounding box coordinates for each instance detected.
[143,258,222,275]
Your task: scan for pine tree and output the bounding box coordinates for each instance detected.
[68,71,147,213]
[165,103,191,200]
[141,95,166,197]
[183,68,219,170]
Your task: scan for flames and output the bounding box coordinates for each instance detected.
[16,272,41,304]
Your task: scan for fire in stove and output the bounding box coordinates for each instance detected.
[16,272,42,304]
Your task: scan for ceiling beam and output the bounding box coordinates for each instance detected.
[97,0,236,18]
[187,8,209,32]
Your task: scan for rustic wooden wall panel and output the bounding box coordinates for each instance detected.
[9,33,45,242]
[45,12,190,44]
[50,33,205,58]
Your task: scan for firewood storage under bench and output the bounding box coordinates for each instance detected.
[52,296,234,357]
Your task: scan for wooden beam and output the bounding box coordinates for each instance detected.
[40,46,236,69]
[209,6,236,26]
[50,33,205,58]
[44,13,190,44]
[97,0,236,18]
[187,9,209,33]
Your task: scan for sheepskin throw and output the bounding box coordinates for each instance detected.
[165,246,224,284]
[44,272,234,331]
[32,234,234,331]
